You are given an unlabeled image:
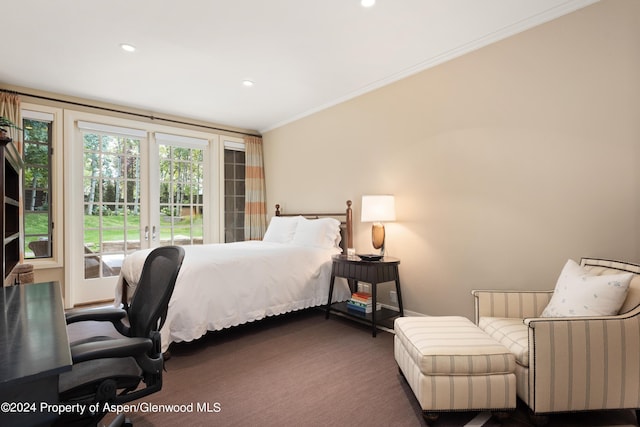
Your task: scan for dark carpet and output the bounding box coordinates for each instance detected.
[99,310,638,427]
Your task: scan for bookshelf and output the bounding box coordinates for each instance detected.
[1,133,22,285]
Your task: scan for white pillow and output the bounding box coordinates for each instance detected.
[540,259,633,317]
[291,217,341,249]
[262,216,301,244]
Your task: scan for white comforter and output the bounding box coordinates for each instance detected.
[114,241,351,351]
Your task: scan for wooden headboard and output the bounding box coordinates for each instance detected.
[275,200,353,251]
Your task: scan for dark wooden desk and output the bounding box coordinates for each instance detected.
[325,255,403,337]
[0,281,72,426]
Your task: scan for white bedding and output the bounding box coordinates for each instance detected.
[114,241,351,351]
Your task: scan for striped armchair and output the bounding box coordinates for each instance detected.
[472,258,640,422]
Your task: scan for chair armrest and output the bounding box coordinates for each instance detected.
[70,337,152,364]
[519,307,640,413]
[524,304,640,326]
[472,289,553,323]
[65,307,127,325]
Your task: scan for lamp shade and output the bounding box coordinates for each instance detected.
[361,195,396,223]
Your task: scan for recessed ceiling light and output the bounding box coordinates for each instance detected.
[120,43,136,53]
[361,0,375,7]
[242,80,255,87]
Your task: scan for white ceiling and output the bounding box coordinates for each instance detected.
[2,0,597,133]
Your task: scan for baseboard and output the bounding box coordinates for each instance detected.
[379,303,427,318]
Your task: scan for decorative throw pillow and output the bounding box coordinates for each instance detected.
[262,216,301,243]
[540,259,633,317]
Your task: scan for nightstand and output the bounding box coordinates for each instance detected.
[325,255,403,336]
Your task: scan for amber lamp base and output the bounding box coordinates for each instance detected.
[371,223,386,255]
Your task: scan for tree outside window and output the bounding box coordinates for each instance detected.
[23,118,53,258]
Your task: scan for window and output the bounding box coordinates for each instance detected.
[224,140,245,242]
[22,110,54,260]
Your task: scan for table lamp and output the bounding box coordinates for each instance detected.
[361,195,396,256]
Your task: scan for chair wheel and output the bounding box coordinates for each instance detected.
[422,412,439,425]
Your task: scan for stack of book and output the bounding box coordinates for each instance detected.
[347,292,381,314]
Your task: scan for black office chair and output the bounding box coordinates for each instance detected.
[56,245,185,427]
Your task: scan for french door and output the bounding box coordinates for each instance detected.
[70,120,149,304]
[65,112,219,306]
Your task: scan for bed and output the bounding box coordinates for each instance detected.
[114,201,354,352]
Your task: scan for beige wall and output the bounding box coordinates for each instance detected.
[263,1,640,318]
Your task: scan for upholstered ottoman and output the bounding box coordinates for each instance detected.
[394,316,516,422]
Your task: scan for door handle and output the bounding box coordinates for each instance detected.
[144,226,149,241]
[152,226,157,241]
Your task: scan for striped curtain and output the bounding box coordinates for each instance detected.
[0,93,21,152]
[244,135,267,240]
